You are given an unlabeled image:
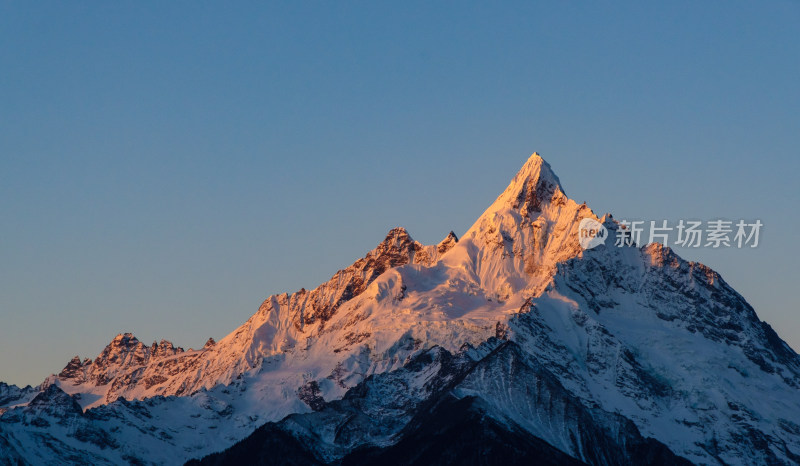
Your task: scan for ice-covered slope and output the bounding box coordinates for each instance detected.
[2,152,799,465]
[0,382,37,414]
[449,152,590,298]
[189,342,690,466]
[44,227,460,409]
[43,153,592,413]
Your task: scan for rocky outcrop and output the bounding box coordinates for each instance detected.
[5,152,800,465]
[189,343,690,465]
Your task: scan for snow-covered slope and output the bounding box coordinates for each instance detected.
[0,382,37,414]
[2,152,799,465]
[190,341,690,466]
[42,227,459,409]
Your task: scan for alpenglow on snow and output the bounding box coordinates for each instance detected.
[1,153,799,465]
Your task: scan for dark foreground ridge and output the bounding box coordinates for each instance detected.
[187,341,690,466]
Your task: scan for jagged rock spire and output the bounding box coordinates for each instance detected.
[454,152,592,299]
[483,152,568,219]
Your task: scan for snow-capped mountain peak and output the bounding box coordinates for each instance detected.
[3,152,799,465]
[488,151,566,216]
[449,153,596,299]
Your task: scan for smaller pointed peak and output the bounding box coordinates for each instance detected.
[104,333,142,352]
[379,227,417,250]
[112,333,138,343]
[157,340,175,352]
[385,227,411,239]
[152,339,180,358]
[437,231,459,254]
[31,383,67,401]
[28,384,83,414]
[204,337,216,349]
[58,356,84,378]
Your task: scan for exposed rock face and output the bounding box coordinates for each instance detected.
[0,382,37,414]
[450,153,596,300]
[290,227,433,328]
[560,237,800,387]
[436,230,458,254]
[42,227,460,406]
[57,356,86,379]
[2,152,799,465]
[52,334,186,394]
[26,384,83,419]
[150,339,184,360]
[189,343,690,466]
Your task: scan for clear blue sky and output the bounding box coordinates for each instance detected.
[1,2,798,387]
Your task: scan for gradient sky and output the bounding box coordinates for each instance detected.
[1,2,798,387]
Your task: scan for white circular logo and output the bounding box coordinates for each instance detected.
[578,218,607,250]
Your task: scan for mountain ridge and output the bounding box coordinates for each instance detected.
[1,152,798,465]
